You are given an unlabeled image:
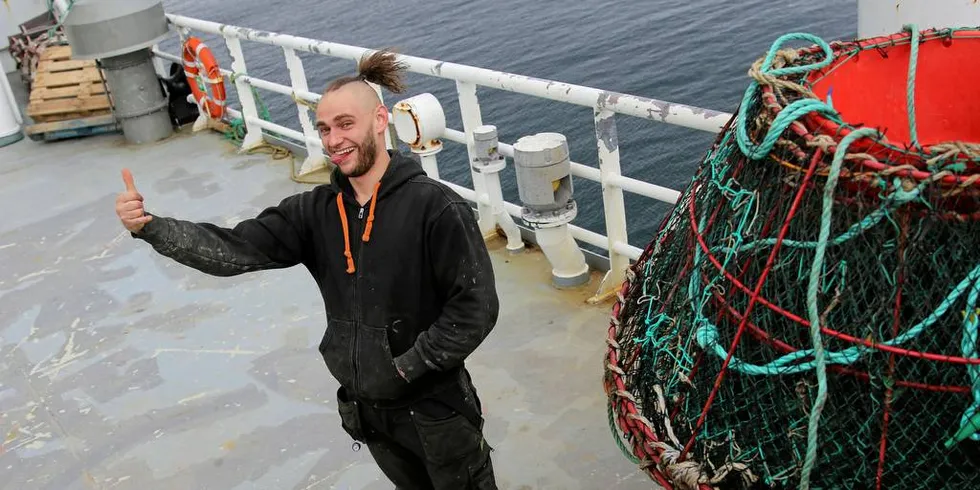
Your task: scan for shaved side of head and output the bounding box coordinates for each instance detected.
[323,81,383,115]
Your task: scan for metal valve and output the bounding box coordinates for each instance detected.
[513,132,576,228]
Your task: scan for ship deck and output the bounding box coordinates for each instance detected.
[0,74,653,489]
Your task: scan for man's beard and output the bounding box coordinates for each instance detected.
[345,131,377,178]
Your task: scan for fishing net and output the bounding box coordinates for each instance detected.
[605,25,980,489]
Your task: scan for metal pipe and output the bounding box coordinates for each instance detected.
[165,14,731,133]
[100,49,173,144]
[419,153,440,180]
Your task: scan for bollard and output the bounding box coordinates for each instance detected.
[391,93,445,179]
[513,132,589,288]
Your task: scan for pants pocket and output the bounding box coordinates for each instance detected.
[413,409,497,489]
[336,387,366,442]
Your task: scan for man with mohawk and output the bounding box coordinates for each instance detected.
[115,50,499,489]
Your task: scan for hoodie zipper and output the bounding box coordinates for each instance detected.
[350,201,367,398]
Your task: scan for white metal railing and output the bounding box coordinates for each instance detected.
[156,13,732,299]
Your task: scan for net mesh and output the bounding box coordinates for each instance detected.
[605,26,980,490]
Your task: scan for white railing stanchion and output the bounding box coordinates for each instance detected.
[223,36,264,151]
[282,47,328,175]
[591,109,631,303]
[456,81,497,238]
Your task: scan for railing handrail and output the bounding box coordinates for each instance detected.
[165,14,731,133]
[160,13,733,298]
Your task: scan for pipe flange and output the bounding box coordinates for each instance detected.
[522,201,577,229]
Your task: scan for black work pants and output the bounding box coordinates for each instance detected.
[336,381,497,489]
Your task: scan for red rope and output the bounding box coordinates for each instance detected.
[876,212,907,489]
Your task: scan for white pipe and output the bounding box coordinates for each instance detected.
[613,241,642,262]
[607,174,681,203]
[535,225,590,288]
[483,171,524,253]
[496,207,524,253]
[165,14,731,133]
[419,153,440,180]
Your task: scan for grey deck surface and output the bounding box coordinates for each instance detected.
[1,77,655,489]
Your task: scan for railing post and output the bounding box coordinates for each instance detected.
[455,81,497,238]
[591,108,630,303]
[283,47,328,175]
[223,35,264,150]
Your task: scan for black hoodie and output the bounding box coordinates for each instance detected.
[135,151,499,403]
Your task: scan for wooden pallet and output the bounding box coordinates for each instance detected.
[26,45,113,123]
[24,44,120,141]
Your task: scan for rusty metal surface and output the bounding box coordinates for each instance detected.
[0,125,655,488]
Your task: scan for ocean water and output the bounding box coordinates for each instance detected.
[159,0,858,249]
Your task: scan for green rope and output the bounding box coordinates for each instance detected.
[224,86,272,143]
[608,402,641,464]
[903,24,921,150]
[735,33,837,160]
[800,126,878,490]
[949,281,980,448]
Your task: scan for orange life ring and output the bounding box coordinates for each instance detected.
[182,37,226,119]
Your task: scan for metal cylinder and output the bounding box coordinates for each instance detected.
[513,132,576,226]
[473,125,500,161]
[471,125,505,173]
[100,49,172,144]
[392,92,446,152]
[63,0,169,60]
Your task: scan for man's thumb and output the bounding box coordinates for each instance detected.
[121,168,138,193]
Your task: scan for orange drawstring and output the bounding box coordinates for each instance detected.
[362,182,381,242]
[338,182,382,274]
[337,193,355,274]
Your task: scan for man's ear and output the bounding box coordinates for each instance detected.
[374,104,389,135]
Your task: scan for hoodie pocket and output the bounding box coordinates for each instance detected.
[318,319,355,390]
[356,322,410,400]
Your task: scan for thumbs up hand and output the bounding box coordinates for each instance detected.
[116,168,153,233]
